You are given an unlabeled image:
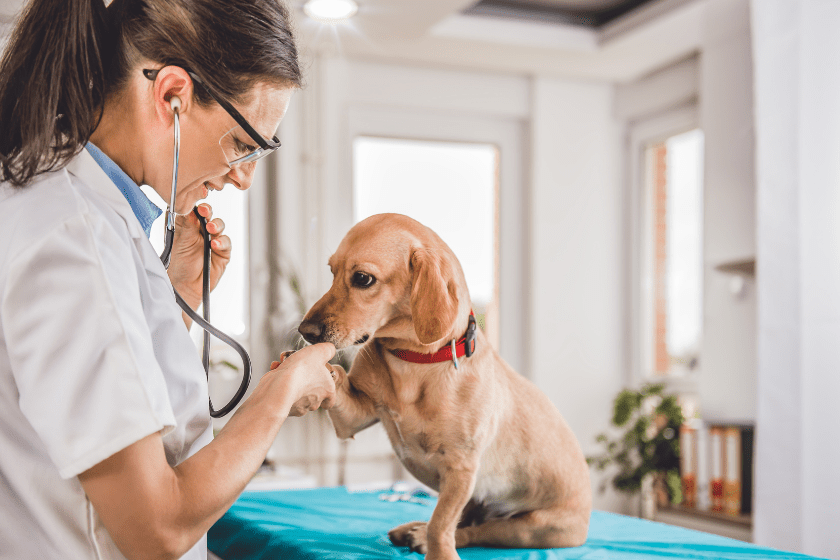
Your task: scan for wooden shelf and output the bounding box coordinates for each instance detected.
[660,504,752,527]
[714,258,755,277]
[654,504,753,542]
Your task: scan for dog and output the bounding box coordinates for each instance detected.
[296,213,591,560]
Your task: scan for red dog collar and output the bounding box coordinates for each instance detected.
[389,312,477,368]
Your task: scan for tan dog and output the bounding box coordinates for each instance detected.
[298,213,591,560]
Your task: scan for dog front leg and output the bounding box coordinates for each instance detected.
[425,464,478,560]
[327,365,379,439]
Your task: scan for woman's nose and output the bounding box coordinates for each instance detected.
[226,163,256,190]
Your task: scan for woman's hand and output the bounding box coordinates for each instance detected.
[259,344,337,418]
[166,203,230,310]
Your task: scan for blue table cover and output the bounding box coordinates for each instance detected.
[208,487,825,560]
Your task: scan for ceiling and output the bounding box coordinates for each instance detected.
[465,0,659,27]
[292,0,705,83]
[0,0,705,83]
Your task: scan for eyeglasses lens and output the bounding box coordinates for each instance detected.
[219,125,270,168]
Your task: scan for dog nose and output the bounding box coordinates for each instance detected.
[298,320,324,344]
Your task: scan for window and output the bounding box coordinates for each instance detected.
[641,129,704,377]
[352,136,500,347]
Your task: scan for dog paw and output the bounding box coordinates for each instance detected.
[271,351,296,369]
[326,363,347,388]
[389,521,428,553]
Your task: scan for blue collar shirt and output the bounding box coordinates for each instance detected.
[85,143,162,238]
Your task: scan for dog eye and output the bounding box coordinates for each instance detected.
[351,271,376,288]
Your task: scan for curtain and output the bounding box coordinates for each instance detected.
[752,1,840,558]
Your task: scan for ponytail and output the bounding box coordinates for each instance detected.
[0,0,110,187]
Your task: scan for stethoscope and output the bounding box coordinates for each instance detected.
[159,95,251,418]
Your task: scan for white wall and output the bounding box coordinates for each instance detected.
[529,78,627,514]
[698,0,757,423]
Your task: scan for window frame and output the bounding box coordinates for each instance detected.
[344,106,529,376]
[627,104,701,394]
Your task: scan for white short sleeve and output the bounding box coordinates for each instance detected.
[2,211,176,479]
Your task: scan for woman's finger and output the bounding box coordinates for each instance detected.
[210,234,231,254]
[294,342,336,365]
[196,203,213,220]
[206,217,225,235]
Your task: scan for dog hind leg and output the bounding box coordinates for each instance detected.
[454,507,589,549]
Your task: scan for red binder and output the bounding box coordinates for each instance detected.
[709,426,724,512]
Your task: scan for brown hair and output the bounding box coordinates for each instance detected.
[0,0,301,187]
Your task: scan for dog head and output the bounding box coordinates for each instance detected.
[299,213,470,350]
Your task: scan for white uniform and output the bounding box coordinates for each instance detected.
[0,149,213,559]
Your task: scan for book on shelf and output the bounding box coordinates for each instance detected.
[723,427,742,515]
[739,425,754,515]
[679,424,697,507]
[695,421,711,511]
[679,421,754,516]
[709,426,724,512]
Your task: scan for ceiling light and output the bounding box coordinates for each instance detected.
[303,0,358,24]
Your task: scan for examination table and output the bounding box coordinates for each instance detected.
[208,486,826,560]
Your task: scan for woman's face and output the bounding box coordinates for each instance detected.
[172,81,294,213]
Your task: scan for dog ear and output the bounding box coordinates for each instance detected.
[410,248,459,345]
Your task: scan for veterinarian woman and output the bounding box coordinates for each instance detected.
[0,1,336,559]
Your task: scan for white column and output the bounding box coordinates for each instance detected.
[752,1,840,558]
[529,77,626,513]
[699,0,757,423]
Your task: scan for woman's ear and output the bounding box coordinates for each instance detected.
[410,248,459,345]
[151,65,195,124]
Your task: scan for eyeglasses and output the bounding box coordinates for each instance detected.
[143,68,281,167]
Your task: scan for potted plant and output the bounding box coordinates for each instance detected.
[587,383,685,516]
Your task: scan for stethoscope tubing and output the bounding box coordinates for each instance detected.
[160,106,251,418]
[173,210,251,418]
[159,107,179,269]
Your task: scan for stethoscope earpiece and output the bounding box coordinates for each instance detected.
[170,96,182,112]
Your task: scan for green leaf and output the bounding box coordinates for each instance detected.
[644,383,665,396]
[667,469,683,504]
[614,471,643,493]
[655,396,685,426]
[612,390,639,426]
